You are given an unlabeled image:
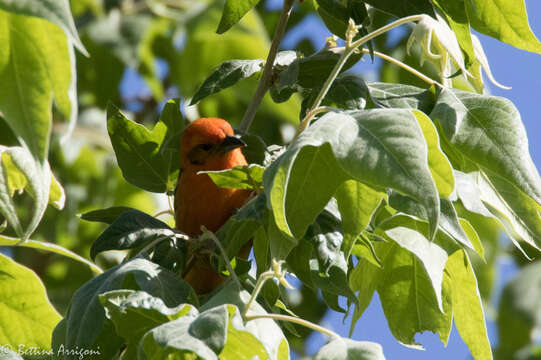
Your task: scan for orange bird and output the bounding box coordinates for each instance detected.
[175,117,251,294]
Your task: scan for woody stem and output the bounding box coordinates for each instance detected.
[239,0,295,132]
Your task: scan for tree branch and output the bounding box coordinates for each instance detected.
[239,0,295,132]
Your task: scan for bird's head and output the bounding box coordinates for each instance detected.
[180,117,246,170]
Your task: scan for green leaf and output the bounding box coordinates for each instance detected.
[0,235,102,274]
[264,109,440,243]
[454,170,492,217]
[107,100,185,193]
[379,222,448,312]
[367,82,436,114]
[412,110,454,198]
[0,0,87,55]
[388,193,476,252]
[430,89,541,246]
[496,261,541,359]
[199,282,290,360]
[335,180,385,259]
[217,0,261,34]
[80,206,137,224]
[326,74,369,110]
[100,290,196,360]
[203,164,265,191]
[362,0,436,18]
[191,59,264,104]
[314,338,385,360]
[374,240,453,348]
[0,8,76,161]
[54,258,197,359]
[446,250,492,360]
[0,254,61,350]
[465,0,541,54]
[0,146,52,241]
[90,210,174,260]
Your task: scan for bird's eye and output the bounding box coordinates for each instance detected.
[200,143,213,151]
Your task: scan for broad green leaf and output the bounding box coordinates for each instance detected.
[264,109,440,244]
[191,59,264,104]
[0,146,51,241]
[54,258,197,359]
[0,0,86,54]
[325,74,369,110]
[476,172,539,255]
[286,238,314,288]
[107,100,184,193]
[362,0,436,18]
[0,254,61,350]
[412,110,454,198]
[0,9,76,161]
[454,170,492,217]
[446,250,492,360]
[335,180,385,259]
[388,193,475,251]
[314,338,385,360]
[0,235,102,274]
[100,290,196,359]
[380,224,448,312]
[375,241,453,348]
[465,0,541,54]
[90,210,174,260]
[217,0,261,34]
[430,89,541,246]
[199,284,290,360]
[203,164,264,191]
[80,206,137,224]
[367,82,436,113]
[351,233,383,267]
[496,261,541,359]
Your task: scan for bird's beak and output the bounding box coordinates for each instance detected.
[217,135,246,154]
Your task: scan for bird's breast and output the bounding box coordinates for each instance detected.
[175,170,251,237]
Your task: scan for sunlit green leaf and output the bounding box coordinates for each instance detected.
[203,164,265,191]
[314,338,385,360]
[465,0,541,54]
[264,109,440,245]
[0,254,61,350]
[446,250,492,360]
[0,9,76,161]
[191,59,264,104]
[217,0,261,34]
[107,100,184,193]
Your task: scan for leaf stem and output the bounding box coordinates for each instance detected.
[153,209,175,218]
[358,48,440,87]
[239,0,295,132]
[245,313,341,339]
[295,14,425,136]
[242,270,274,318]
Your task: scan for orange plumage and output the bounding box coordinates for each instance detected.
[175,117,251,294]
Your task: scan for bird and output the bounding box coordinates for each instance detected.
[175,117,252,294]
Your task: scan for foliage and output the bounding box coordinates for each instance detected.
[0,0,540,359]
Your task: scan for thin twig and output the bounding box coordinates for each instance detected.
[242,271,274,318]
[153,209,175,218]
[357,48,440,86]
[135,235,171,257]
[239,0,295,132]
[245,313,341,339]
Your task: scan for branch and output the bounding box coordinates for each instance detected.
[239,0,295,132]
[245,313,341,339]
